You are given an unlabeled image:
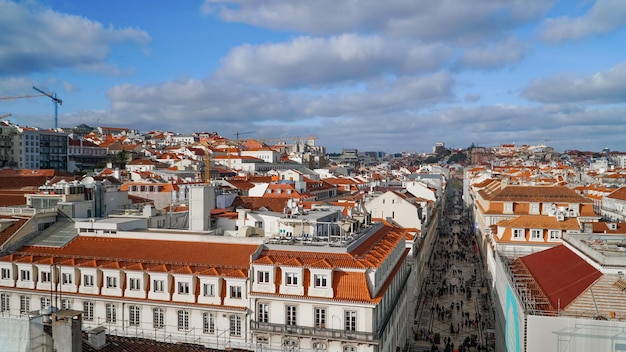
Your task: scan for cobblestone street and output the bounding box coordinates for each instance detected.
[410,186,495,352]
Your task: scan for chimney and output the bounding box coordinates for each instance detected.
[86,326,107,350]
[52,310,83,352]
[189,184,215,231]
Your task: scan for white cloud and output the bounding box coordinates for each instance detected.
[215,34,450,88]
[0,0,150,76]
[522,62,626,103]
[540,0,626,43]
[454,37,531,70]
[202,0,553,40]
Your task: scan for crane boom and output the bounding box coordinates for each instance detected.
[0,94,46,101]
[32,86,62,129]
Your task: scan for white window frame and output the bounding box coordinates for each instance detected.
[530,229,542,240]
[230,314,242,336]
[40,271,50,283]
[61,299,71,310]
[345,310,356,331]
[178,281,190,294]
[106,303,117,323]
[258,302,269,323]
[512,228,524,240]
[106,276,117,288]
[20,296,30,314]
[40,297,51,309]
[20,269,31,281]
[286,272,298,286]
[314,307,326,328]
[286,305,297,326]
[203,312,215,334]
[83,274,94,287]
[129,305,140,326]
[153,279,164,293]
[314,274,328,288]
[0,293,9,312]
[530,203,539,214]
[1,268,10,280]
[153,307,164,329]
[62,273,72,284]
[230,285,242,299]
[178,310,189,331]
[549,230,562,240]
[129,278,141,291]
[83,301,94,321]
[203,283,215,297]
[258,271,270,284]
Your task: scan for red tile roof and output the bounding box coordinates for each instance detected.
[607,187,626,201]
[0,217,28,247]
[7,237,259,275]
[516,245,601,310]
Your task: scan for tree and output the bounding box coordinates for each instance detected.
[116,150,128,169]
[448,152,467,164]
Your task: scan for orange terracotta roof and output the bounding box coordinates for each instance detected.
[607,187,626,201]
[489,186,593,203]
[333,271,372,301]
[6,237,259,276]
[253,224,405,270]
[591,222,626,234]
[231,196,288,212]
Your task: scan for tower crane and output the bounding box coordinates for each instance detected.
[234,131,255,157]
[0,93,46,101]
[234,131,255,145]
[0,113,11,120]
[32,86,62,129]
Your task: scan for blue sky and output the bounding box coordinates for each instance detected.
[1,0,625,153]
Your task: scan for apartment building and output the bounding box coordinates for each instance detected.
[0,123,69,171]
[0,186,414,352]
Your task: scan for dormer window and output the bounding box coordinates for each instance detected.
[129,278,141,291]
[530,229,542,240]
[178,282,190,294]
[504,202,513,213]
[512,229,524,240]
[313,274,328,288]
[62,273,72,284]
[41,272,51,283]
[549,230,561,240]
[106,276,117,288]
[0,268,10,279]
[258,271,270,284]
[530,203,539,214]
[20,270,31,281]
[286,273,298,286]
[230,285,242,299]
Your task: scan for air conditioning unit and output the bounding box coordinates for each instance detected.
[556,214,565,221]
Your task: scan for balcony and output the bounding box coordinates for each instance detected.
[250,320,378,345]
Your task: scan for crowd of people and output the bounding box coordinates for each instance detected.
[412,187,493,352]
